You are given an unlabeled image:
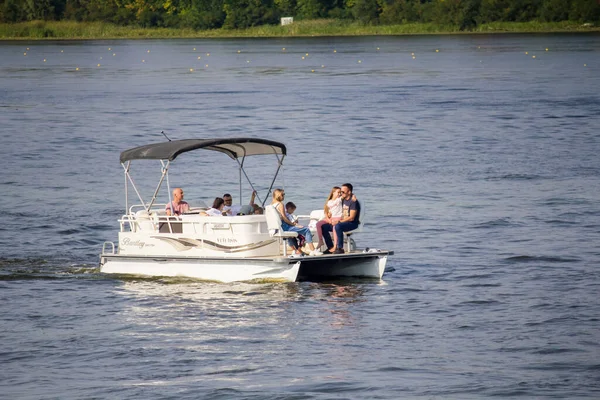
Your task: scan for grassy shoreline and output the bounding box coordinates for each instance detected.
[1,19,598,40]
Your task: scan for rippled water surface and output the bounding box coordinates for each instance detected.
[1,34,600,399]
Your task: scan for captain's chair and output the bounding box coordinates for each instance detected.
[265,205,298,257]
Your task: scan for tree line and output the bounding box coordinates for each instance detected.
[2,0,599,30]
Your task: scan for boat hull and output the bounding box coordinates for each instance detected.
[297,253,389,281]
[99,251,392,283]
[100,255,301,283]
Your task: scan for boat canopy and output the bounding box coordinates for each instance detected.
[120,138,287,163]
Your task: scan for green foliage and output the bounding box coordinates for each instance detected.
[511,0,542,22]
[349,0,379,23]
[296,0,325,19]
[539,0,571,22]
[378,0,420,25]
[1,18,598,39]
[274,0,296,16]
[0,0,598,29]
[223,0,278,29]
[478,0,511,24]
[1,0,24,22]
[179,6,225,29]
[424,0,481,30]
[569,0,600,23]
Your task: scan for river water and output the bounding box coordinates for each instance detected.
[1,34,600,399]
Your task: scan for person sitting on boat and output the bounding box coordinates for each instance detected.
[222,193,240,216]
[271,189,321,257]
[252,204,264,215]
[165,187,189,216]
[285,202,298,225]
[237,204,254,215]
[320,183,360,254]
[223,190,258,216]
[202,197,226,216]
[315,186,343,251]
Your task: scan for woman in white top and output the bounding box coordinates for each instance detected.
[271,189,320,257]
[202,197,226,216]
[316,186,342,250]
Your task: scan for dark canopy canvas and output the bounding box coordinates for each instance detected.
[120,138,287,163]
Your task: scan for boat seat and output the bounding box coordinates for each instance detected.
[135,210,158,232]
[344,201,364,252]
[307,209,324,235]
[158,217,183,233]
[265,205,298,257]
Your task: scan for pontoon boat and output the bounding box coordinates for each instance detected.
[99,138,393,282]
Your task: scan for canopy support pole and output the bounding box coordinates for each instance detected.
[264,154,285,207]
[148,160,170,211]
[122,162,147,213]
[124,161,130,214]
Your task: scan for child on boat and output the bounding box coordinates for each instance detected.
[271,189,321,257]
[285,202,298,225]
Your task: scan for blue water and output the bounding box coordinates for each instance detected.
[1,34,600,399]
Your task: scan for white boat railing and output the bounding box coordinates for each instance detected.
[118,204,363,252]
[102,241,115,254]
[118,204,269,236]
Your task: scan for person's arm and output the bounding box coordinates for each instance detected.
[165,202,172,216]
[324,203,331,220]
[341,209,357,223]
[249,190,257,205]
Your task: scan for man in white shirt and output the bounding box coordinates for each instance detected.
[222,193,242,216]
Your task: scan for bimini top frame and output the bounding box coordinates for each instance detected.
[120,138,287,213]
[120,138,286,162]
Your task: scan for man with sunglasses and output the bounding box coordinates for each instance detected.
[321,183,360,254]
[222,193,240,216]
[223,190,258,216]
